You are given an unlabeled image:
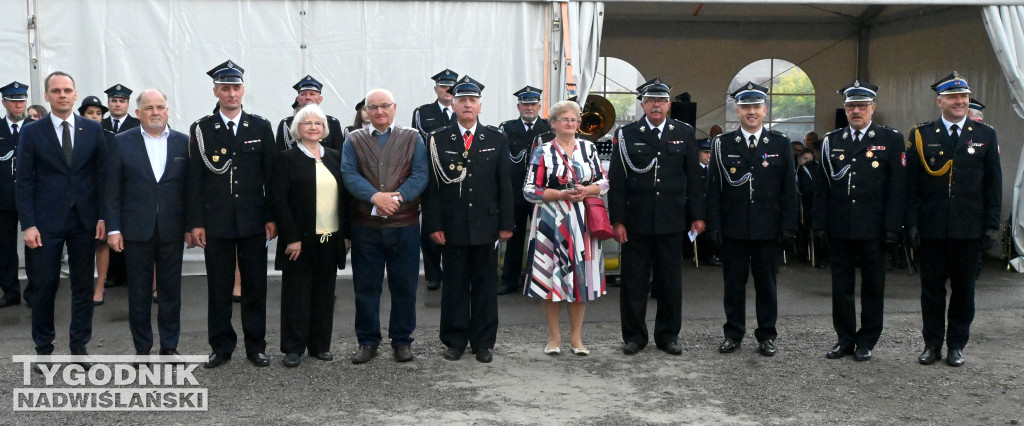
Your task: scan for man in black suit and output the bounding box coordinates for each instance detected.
[907,72,1001,367]
[496,86,551,295]
[1,81,33,308]
[16,71,107,361]
[106,89,190,357]
[814,80,906,362]
[608,78,705,356]
[707,82,797,357]
[413,69,458,291]
[424,76,514,363]
[187,60,277,368]
[274,75,344,151]
[100,84,138,290]
[102,84,140,134]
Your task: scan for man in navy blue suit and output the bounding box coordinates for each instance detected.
[16,71,107,361]
[105,89,191,357]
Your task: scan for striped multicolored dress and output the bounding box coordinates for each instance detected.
[522,138,608,302]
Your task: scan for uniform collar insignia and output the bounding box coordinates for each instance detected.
[214,123,222,129]
[242,121,249,127]
[867,130,875,138]
[842,132,848,139]
[761,136,768,143]
[734,135,741,142]
[478,133,485,140]
[640,126,646,132]
[668,124,674,131]
[450,133,457,140]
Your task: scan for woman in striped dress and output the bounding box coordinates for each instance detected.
[522,100,608,355]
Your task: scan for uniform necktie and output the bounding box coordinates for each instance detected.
[444,108,451,121]
[748,134,756,150]
[854,130,862,143]
[463,130,473,150]
[227,121,236,136]
[61,121,73,163]
[112,118,120,133]
[10,123,17,140]
[525,121,533,132]
[652,128,661,140]
[949,124,960,145]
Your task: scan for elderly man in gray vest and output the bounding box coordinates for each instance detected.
[341,88,428,364]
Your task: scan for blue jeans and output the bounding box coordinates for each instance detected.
[350,224,420,348]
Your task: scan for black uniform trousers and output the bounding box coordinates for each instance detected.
[620,232,685,349]
[421,228,443,283]
[829,238,885,350]
[125,230,183,354]
[280,235,338,355]
[919,238,980,350]
[204,233,267,357]
[30,206,95,354]
[440,244,498,352]
[500,203,532,285]
[721,238,779,343]
[0,211,19,302]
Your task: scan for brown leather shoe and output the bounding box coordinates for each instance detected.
[351,345,378,364]
[394,346,413,362]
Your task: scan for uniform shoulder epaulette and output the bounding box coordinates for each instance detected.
[327,115,339,122]
[248,113,271,125]
[910,121,932,132]
[498,119,516,128]
[103,129,116,135]
[767,128,787,139]
[193,114,212,124]
[824,127,844,138]
[973,121,995,131]
[667,118,693,130]
[428,126,448,136]
[484,124,503,134]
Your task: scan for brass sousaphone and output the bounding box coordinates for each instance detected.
[577,94,616,141]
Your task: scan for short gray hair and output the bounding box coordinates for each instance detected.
[135,89,167,106]
[549,100,581,121]
[364,88,396,105]
[290,104,329,141]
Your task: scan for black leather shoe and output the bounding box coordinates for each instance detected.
[247,352,271,367]
[0,297,22,308]
[706,256,723,267]
[351,345,378,364]
[70,347,95,369]
[232,295,242,303]
[758,339,777,357]
[158,348,183,364]
[475,348,493,363]
[826,343,854,359]
[496,280,519,295]
[853,347,872,362]
[283,353,301,368]
[394,346,413,362]
[312,351,333,361]
[718,339,741,354]
[658,342,683,355]
[918,346,942,365]
[426,280,441,291]
[204,353,230,368]
[946,348,965,367]
[34,362,52,374]
[622,342,642,355]
[442,347,464,361]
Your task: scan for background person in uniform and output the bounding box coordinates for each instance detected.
[694,138,721,266]
[271,104,349,368]
[813,80,906,362]
[28,105,47,121]
[967,98,985,122]
[497,85,551,296]
[76,96,116,306]
[0,81,33,308]
[608,78,705,356]
[340,98,368,142]
[796,150,824,267]
[706,82,797,357]
[341,88,428,364]
[423,76,513,363]
[275,75,344,151]
[16,71,107,363]
[906,72,1001,367]
[100,84,140,296]
[522,100,607,355]
[105,89,190,357]
[187,60,277,368]
[413,69,458,291]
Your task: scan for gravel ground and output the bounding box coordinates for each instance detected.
[1,261,1022,424]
